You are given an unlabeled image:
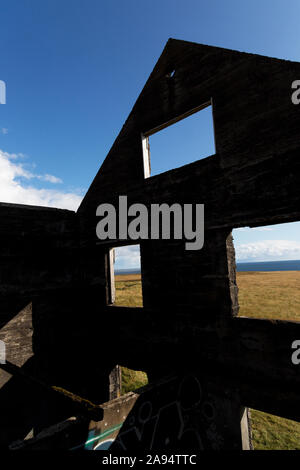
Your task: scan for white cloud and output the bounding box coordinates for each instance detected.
[0,149,82,211]
[253,227,273,232]
[236,240,300,261]
[235,226,273,232]
[1,128,8,135]
[114,245,141,269]
[37,174,63,184]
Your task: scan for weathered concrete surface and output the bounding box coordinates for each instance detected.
[0,203,81,447]
[9,373,252,451]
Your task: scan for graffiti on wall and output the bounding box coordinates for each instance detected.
[70,374,237,451]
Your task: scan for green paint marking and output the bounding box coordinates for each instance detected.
[71,422,124,450]
[85,423,123,445]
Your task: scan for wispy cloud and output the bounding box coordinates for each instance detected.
[114,245,141,269]
[0,149,82,211]
[235,226,273,232]
[1,128,8,135]
[37,173,63,184]
[236,240,300,261]
[253,227,273,232]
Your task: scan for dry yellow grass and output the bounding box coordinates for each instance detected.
[237,271,300,322]
[114,274,143,307]
[115,274,141,282]
[115,271,300,322]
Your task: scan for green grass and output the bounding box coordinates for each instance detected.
[115,271,300,450]
[121,367,148,395]
[250,409,300,450]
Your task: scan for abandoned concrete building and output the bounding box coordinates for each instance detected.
[0,38,299,450]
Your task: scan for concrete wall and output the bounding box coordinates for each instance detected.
[0,203,82,446]
[9,373,252,451]
[1,40,300,450]
[76,40,300,412]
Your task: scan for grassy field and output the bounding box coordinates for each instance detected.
[121,367,148,395]
[250,409,300,450]
[115,271,300,450]
[115,273,143,307]
[237,271,300,322]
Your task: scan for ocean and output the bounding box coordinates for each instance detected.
[116,260,300,275]
[236,259,300,272]
[115,268,141,275]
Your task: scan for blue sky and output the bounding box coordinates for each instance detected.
[149,106,215,176]
[0,0,299,266]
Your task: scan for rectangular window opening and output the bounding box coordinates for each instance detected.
[142,102,216,178]
[231,221,300,322]
[107,244,143,308]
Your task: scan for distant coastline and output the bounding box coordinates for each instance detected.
[236,259,300,272]
[115,259,300,275]
[115,268,141,275]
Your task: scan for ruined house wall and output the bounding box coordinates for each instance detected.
[10,373,251,451]
[0,202,78,371]
[75,40,300,421]
[0,202,82,446]
[1,40,300,449]
[0,202,118,448]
